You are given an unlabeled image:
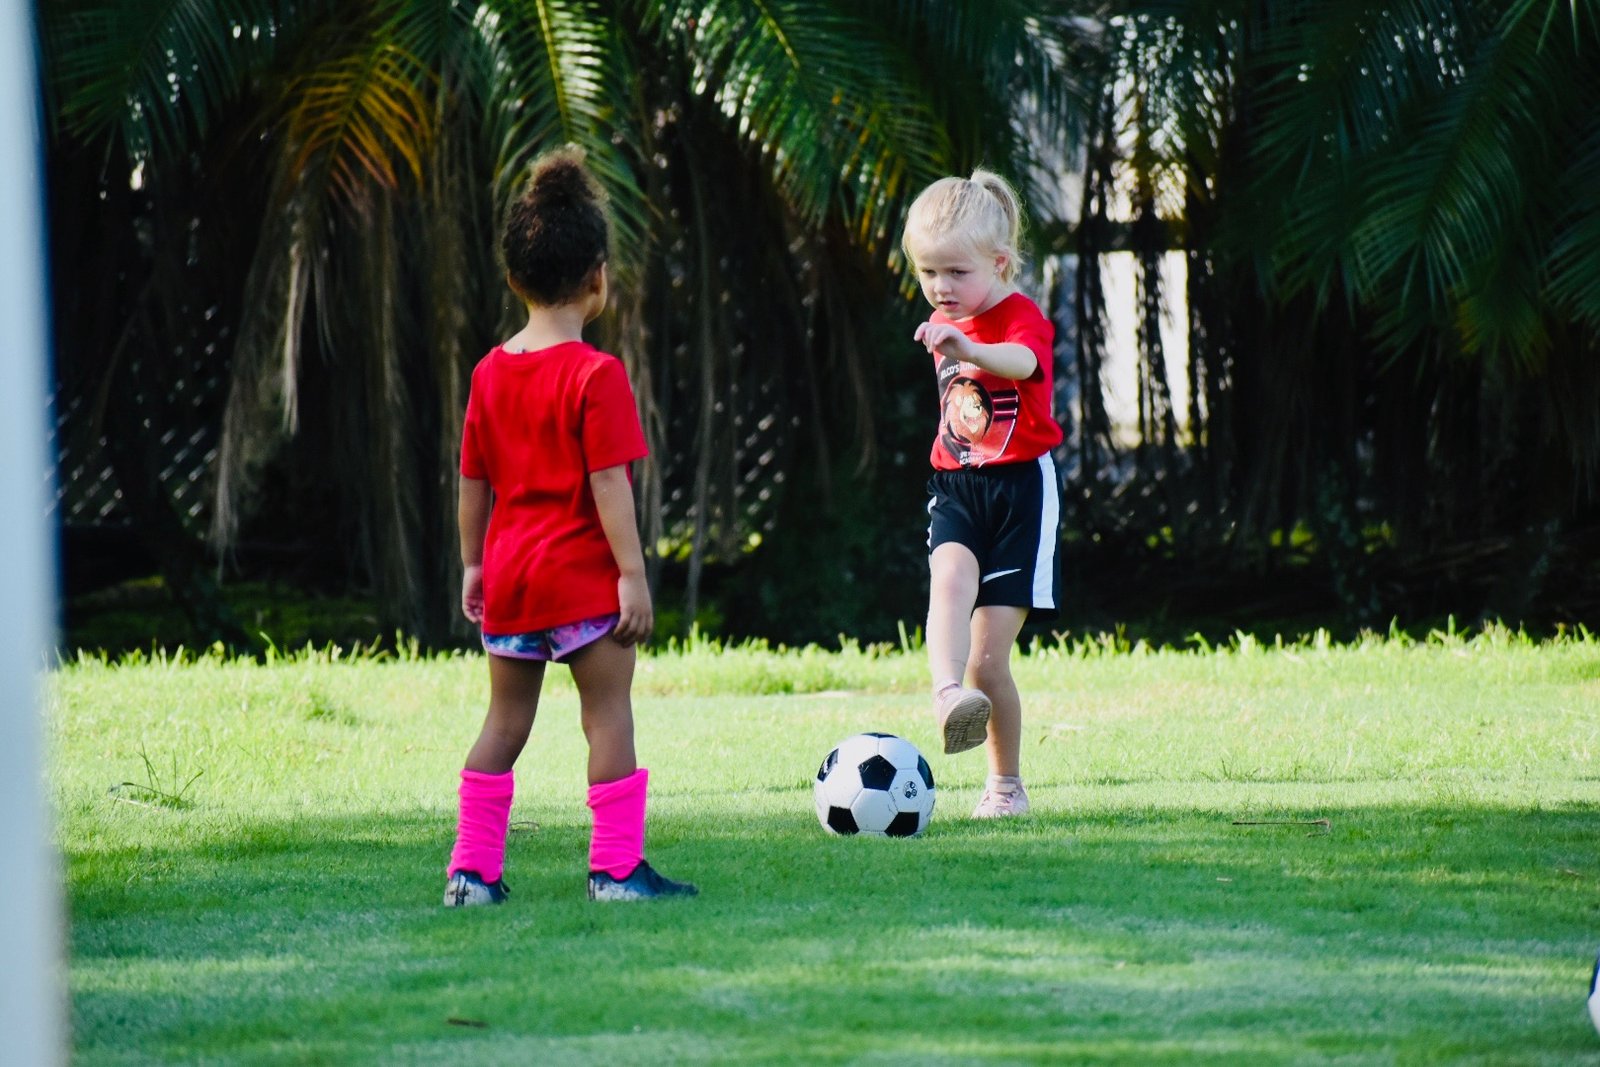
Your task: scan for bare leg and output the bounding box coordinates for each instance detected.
[927,542,981,688]
[465,654,546,774]
[968,605,1028,778]
[566,636,639,785]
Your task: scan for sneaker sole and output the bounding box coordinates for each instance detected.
[442,875,507,907]
[972,799,1031,818]
[588,883,642,902]
[941,693,992,754]
[588,882,697,902]
[443,888,504,907]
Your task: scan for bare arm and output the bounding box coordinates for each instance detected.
[590,462,653,645]
[913,322,1038,380]
[458,475,490,623]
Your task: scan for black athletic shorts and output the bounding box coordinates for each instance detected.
[926,454,1062,620]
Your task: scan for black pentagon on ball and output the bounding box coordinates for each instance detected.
[857,754,897,791]
[817,748,839,781]
[826,805,859,834]
[916,755,934,790]
[885,811,921,837]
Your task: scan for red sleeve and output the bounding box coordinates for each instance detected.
[581,356,648,472]
[1004,301,1054,382]
[460,368,487,479]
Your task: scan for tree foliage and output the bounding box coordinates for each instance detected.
[1065,0,1600,629]
[42,1,1600,645]
[42,0,1093,644]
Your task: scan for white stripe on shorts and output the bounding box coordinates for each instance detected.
[1032,453,1059,609]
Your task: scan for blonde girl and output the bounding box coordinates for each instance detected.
[901,169,1063,818]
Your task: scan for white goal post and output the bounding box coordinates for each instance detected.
[0,2,65,1063]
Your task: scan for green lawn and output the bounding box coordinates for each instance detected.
[51,629,1600,1064]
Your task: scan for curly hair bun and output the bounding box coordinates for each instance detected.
[502,146,610,306]
[528,147,601,210]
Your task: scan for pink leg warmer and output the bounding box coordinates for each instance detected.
[447,768,515,882]
[587,767,648,879]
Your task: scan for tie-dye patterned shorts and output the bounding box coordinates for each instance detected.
[481,613,620,662]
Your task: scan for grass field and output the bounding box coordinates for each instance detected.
[50,628,1600,1064]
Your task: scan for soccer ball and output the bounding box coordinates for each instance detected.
[814,732,935,837]
[1590,947,1600,1035]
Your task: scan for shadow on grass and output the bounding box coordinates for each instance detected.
[66,797,1600,1066]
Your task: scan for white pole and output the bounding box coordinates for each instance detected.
[0,0,65,1063]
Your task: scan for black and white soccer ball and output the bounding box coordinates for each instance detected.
[1589,946,1600,1035]
[814,732,935,837]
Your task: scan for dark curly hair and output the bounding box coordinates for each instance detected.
[501,147,609,306]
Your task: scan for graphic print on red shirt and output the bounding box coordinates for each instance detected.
[928,291,1062,470]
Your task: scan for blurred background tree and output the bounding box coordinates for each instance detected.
[1063,0,1600,633]
[41,1,1600,653]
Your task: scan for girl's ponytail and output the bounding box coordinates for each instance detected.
[968,169,1023,283]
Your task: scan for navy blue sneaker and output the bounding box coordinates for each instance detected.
[587,860,698,902]
[443,870,509,907]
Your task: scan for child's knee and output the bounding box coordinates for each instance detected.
[969,642,1018,684]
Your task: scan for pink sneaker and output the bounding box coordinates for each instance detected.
[972,780,1030,818]
[934,686,991,754]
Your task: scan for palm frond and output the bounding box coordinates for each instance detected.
[1239,0,1562,360]
[1351,30,1528,307]
[1503,0,1600,44]
[649,0,952,250]
[279,21,436,208]
[1533,7,1600,329]
[41,0,321,158]
[471,0,648,264]
[1246,2,1463,302]
[1547,123,1600,327]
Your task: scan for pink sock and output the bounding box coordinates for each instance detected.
[587,767,648,879]
[447,768,515,882]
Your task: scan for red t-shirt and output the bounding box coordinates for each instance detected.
[927,292,1062,470]
[460,341,648,633]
